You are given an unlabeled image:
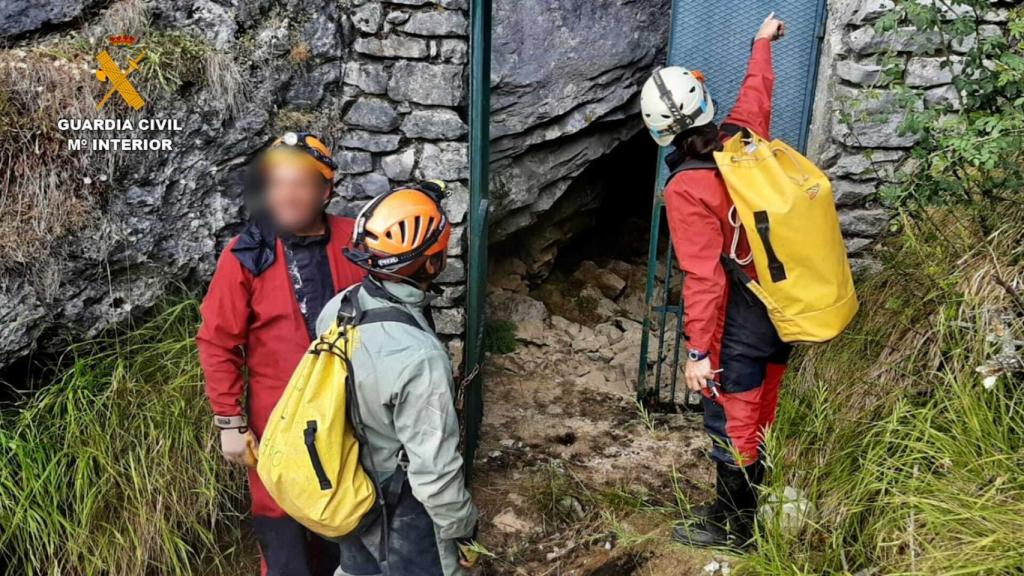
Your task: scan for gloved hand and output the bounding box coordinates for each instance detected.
[456,538,480,570]
[214,415,259,467]
[456,523,480,569]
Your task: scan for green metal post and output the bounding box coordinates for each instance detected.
[462,0,491,484]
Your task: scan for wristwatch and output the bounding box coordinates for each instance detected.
[687,349,709,362]
[213,414,247,430]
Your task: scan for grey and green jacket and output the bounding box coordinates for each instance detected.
[316,279,478,542]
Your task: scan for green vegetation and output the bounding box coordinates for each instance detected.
[747,5,1024,573]
[748,198,1023,574]
[484,319,519,355]
[0,301,249,575]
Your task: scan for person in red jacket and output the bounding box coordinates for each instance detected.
[197,132,364,575]
[640,14,789,548]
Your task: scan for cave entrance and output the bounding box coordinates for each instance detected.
[490,128,660,295]
[489,128,696,410]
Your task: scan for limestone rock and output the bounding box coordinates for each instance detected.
[442,181,470,224]
[401,109,468,140]
[831,87,921,148]
[344,62,389,94]
[829,150,904,180]
[335,150,374,174]
[400,9,468,36]
[833,179,878,207]
[924,84,963,110]
[339,130,402,153]
[353,36,429,59]
[433,307,464,336]
[388,61,463,106]
[341,172,391,199]
[439,39,468,63]
[905,57,961,88]
[381,147,417,181]
[416,142,469,180]
[0,0,102,37]
[343,98,399,132]
[437,258,465,283]
[351,3,383,34]
[845,27,942,55]
[572,261,626,300]
[488,0,670,240]
[835,59,887,86]
[488,290,549,324]
[850,0,895,25]
[840,209,890,237]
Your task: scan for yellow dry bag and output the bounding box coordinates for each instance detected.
[712,130,858,342]
[256,321,377,538]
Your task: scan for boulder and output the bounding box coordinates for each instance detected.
[488,290,550,324]
[571,261,626,300]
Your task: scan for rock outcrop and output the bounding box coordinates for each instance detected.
[0,0,670,369]
[488,0,670,241]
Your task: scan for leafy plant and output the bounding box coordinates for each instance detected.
[870,4,1024,214]
[484,319,519,355]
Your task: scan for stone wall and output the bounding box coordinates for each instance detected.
[329,0,472,352]
[807,0,1014,271]
[0,0,475,368]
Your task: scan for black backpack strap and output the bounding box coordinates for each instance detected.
[669,159,719,183]
[357,307,426,331]
[720,123,750,140]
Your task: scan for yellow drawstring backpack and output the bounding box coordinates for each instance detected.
[674,129,859,342]
[257,286,424,539]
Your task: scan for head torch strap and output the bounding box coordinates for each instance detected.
[276,131,338,172]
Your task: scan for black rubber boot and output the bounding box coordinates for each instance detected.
[726,460,762,547]
[673,461,761,549]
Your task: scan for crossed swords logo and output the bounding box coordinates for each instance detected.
[94,49,146,110]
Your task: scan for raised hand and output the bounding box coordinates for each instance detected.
[756,12,786,42]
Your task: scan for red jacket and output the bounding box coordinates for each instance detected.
[664,38,775,358]
[197,215,364,430]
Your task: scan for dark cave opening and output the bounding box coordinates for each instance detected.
[491,128,664,286]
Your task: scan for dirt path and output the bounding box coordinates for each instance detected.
[472,259,739,575]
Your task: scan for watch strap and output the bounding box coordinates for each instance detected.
[214,414,247,429]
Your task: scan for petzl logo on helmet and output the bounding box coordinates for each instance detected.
[805,183,821,200]
[95,49,146,110]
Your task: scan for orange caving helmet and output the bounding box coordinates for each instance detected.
[347,180,451,275]
[264,131,337,182]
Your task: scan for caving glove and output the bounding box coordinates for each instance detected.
[456,523,481,569]
[214,415,259,468]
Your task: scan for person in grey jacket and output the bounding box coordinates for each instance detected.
[315,181,479,576]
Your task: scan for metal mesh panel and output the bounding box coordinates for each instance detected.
[667,0,824,152]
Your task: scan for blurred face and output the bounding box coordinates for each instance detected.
[263,159,329,233]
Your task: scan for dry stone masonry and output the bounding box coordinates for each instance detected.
[807,0,1015,272]
[330,0,471,343]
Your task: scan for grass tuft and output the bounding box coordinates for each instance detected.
[0,299,248,575]
[749,199,1024,575]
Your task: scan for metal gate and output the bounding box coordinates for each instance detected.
[636,0,827,406]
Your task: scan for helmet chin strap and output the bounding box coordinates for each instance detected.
[343,247,431,305]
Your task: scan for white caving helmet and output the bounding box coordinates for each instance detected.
[640,66,716,147]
